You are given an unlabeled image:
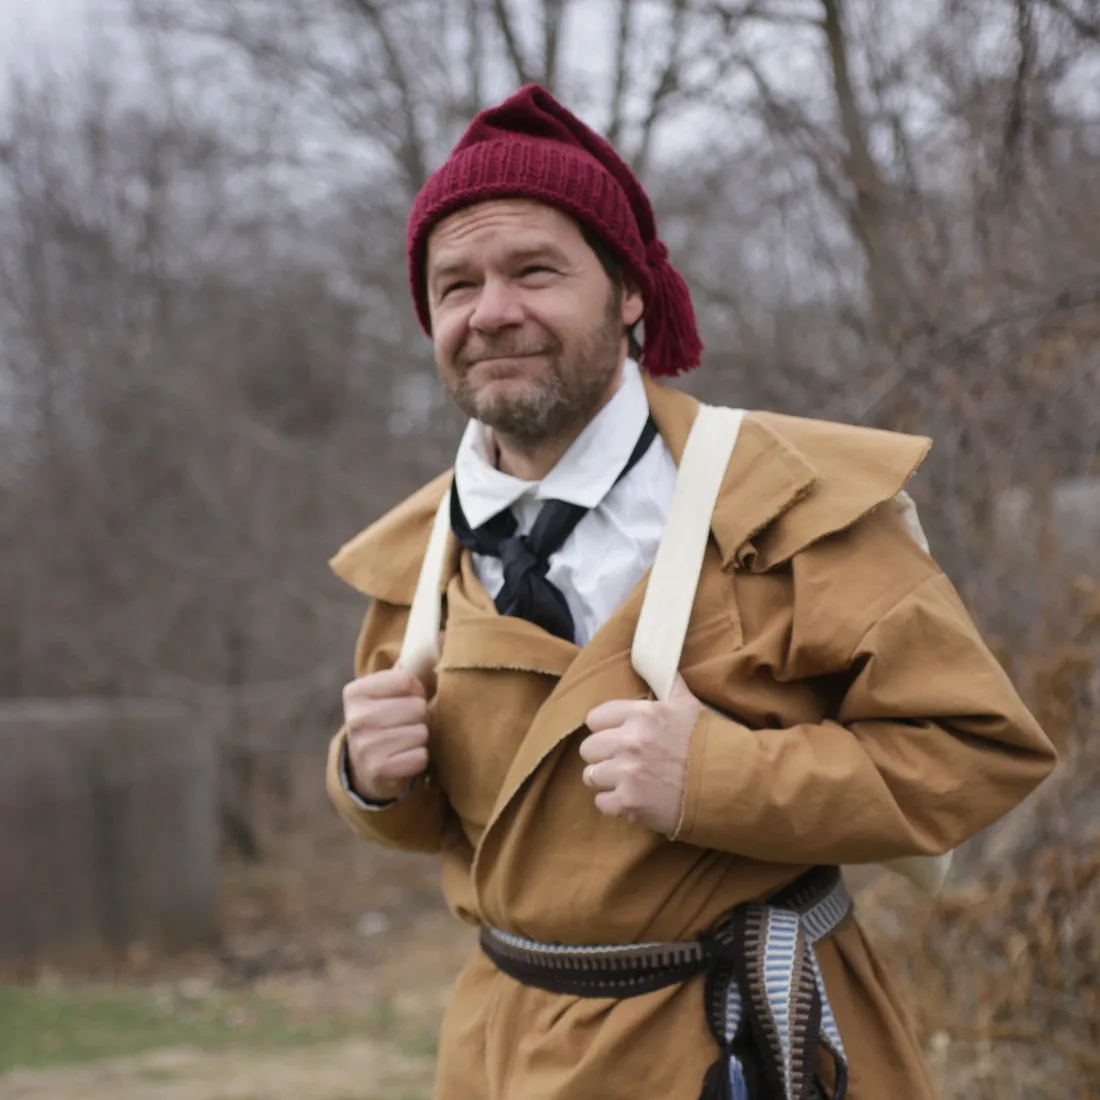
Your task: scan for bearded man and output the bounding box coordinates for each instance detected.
[325,84,1055,1100]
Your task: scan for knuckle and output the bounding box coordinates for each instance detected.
[395,724,427,751]
[346,726,375,752]
[382,748,428,780]
[345,706,379,736]
[343,684,368,715]
[375,758,402,780]
[346,671,381,697]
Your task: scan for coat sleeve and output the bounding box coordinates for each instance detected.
[671,515,1058,864]
[325,597,449,854]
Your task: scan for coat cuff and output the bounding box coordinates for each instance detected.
[326,727,446,853]
[339,739,414,810]
[673,708,755,849]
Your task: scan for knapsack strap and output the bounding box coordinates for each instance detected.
[631,406,745,702]
[397,487,451,683]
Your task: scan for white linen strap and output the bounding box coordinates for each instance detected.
[630,405,953,896]
[631,406,745,703]
[397,488,451,682]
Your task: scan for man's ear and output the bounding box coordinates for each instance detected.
[622,283,644,328]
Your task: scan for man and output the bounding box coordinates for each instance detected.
[326,84,1056,1099]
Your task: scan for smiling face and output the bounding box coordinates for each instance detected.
[425,199,644,450]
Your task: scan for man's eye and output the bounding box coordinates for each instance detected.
[519,265,554,278]
[441,280,473,297]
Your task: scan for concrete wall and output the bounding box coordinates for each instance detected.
[986,477,1100,641]
[994,477,1100,574]
[0,699,219,971]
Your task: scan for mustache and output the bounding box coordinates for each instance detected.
[457,339,558,368]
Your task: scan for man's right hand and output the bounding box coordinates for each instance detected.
[342,668,430,802]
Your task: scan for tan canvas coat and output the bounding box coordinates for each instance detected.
[326,378,1056,1099]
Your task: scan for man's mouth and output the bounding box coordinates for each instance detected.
[472,351,547,363]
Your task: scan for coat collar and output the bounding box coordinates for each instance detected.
[329,469,454,604]
[329,378,931,601]
[640,377,932,572]
[641,377,817,572]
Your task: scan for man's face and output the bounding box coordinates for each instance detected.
[425,199,644,448]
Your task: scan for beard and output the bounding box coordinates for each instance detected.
[444,287,624,450]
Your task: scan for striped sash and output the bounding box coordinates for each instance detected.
[479,865,851,1100]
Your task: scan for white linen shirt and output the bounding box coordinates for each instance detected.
[453,358,678,647]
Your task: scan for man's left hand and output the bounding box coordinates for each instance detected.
[579,674,702,836]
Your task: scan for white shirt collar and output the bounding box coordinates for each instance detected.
[454,358,651,529]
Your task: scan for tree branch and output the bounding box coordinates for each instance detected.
[633,0,689,176]
[490,0,535,86]
[733,51,855,226]
[605,0,635,148]
[819,0,906,323]
[541,0,567,94]
[699,0,823,28]
[1036,0,1100,42]
[860,0,922,199]
[344,0,429,191]
[467,0,484,113]
[1001,0,1035,188]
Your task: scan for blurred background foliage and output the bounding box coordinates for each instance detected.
[0,2,1097,1097]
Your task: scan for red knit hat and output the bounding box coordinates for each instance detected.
[406,84,703,378]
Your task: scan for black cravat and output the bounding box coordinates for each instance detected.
[450,417,659,642]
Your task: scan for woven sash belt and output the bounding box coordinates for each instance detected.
[479,865,851,1100]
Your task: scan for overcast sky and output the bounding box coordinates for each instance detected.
[0,0,93,63]
[0,0,741,167]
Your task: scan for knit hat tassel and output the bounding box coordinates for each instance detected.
[643,239,703,378]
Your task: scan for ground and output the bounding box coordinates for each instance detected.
[2,822,1096,1100]
[0,1039,434,1100]
[0,838,475,1100]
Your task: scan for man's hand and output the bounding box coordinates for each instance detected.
[343,668,430,802]
[578,674,702,836]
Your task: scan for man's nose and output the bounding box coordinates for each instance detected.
[469,276,524,333]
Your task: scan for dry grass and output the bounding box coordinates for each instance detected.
[0,1038,436,1100]
[0,844,473,1100]
[863,584,1100,1098]
[858,830,1100,1099]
